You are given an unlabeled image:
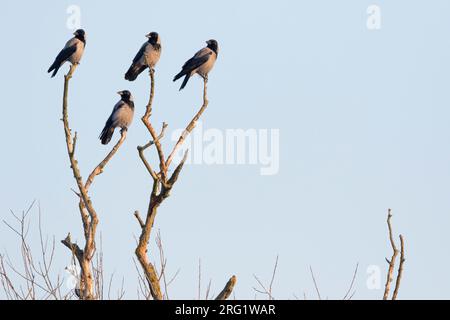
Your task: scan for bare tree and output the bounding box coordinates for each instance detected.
[59,65,128,300]
[133,66,236,300]
[0,202,71,300]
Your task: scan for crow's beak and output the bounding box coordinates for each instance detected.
[145,33,151,38]
[117,91,123,95]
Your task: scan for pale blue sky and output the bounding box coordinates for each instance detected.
[1,0,450,299]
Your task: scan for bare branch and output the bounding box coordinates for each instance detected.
[155,230,172,300]
[85,129,128,191]
[252,285,268,295]
[343,263,359,300]
[137,122,168,181]
[215,275,237,300]
[383,209,399,300]
[61,65,97,299]
[167,268,180,288]
[134,71,165,299]
[135,184,163,300]
[59,61,129,300]
[205,279,212,300]
[309,266,321,300]
[166,78,209,168]
[167,151,189,187]
[61,234,83,263]
[268,255,279,299]
[141,68,167,177]
[62,66,96,220]
[134,211,145,229]
[392,235,405,300]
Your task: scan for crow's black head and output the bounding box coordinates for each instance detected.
[74,29,85,39]
[206,39,218,54]
[146,32,159,44]
[118,90,133,101]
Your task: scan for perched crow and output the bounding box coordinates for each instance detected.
[173,39,218,90]
[48,29,86,77]
[99,91,135,145]
[125,32,161,81]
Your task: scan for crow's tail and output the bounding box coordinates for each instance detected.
[179,74,190,91]
[47,62,60,78]
[125,64,147,81]
[173,70,185,82]
[99,125,115,145]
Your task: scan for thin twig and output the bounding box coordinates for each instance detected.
[205,279,212,300]
[343,263,359,300]
[268,255,279,300]
[309,266,321,300]
[134,211,145,229]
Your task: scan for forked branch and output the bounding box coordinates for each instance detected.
[134,68,235,300]
[383,209,406,300]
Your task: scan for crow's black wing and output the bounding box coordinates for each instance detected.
[181,53,211,72]
[48,45,77,72]
[173,52,212,81]
[132,43,147,63]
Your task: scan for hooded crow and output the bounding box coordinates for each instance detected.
[125,32,161,81]
[173,39,218,90]
[48,29,86,77]
[99,90,135,145]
